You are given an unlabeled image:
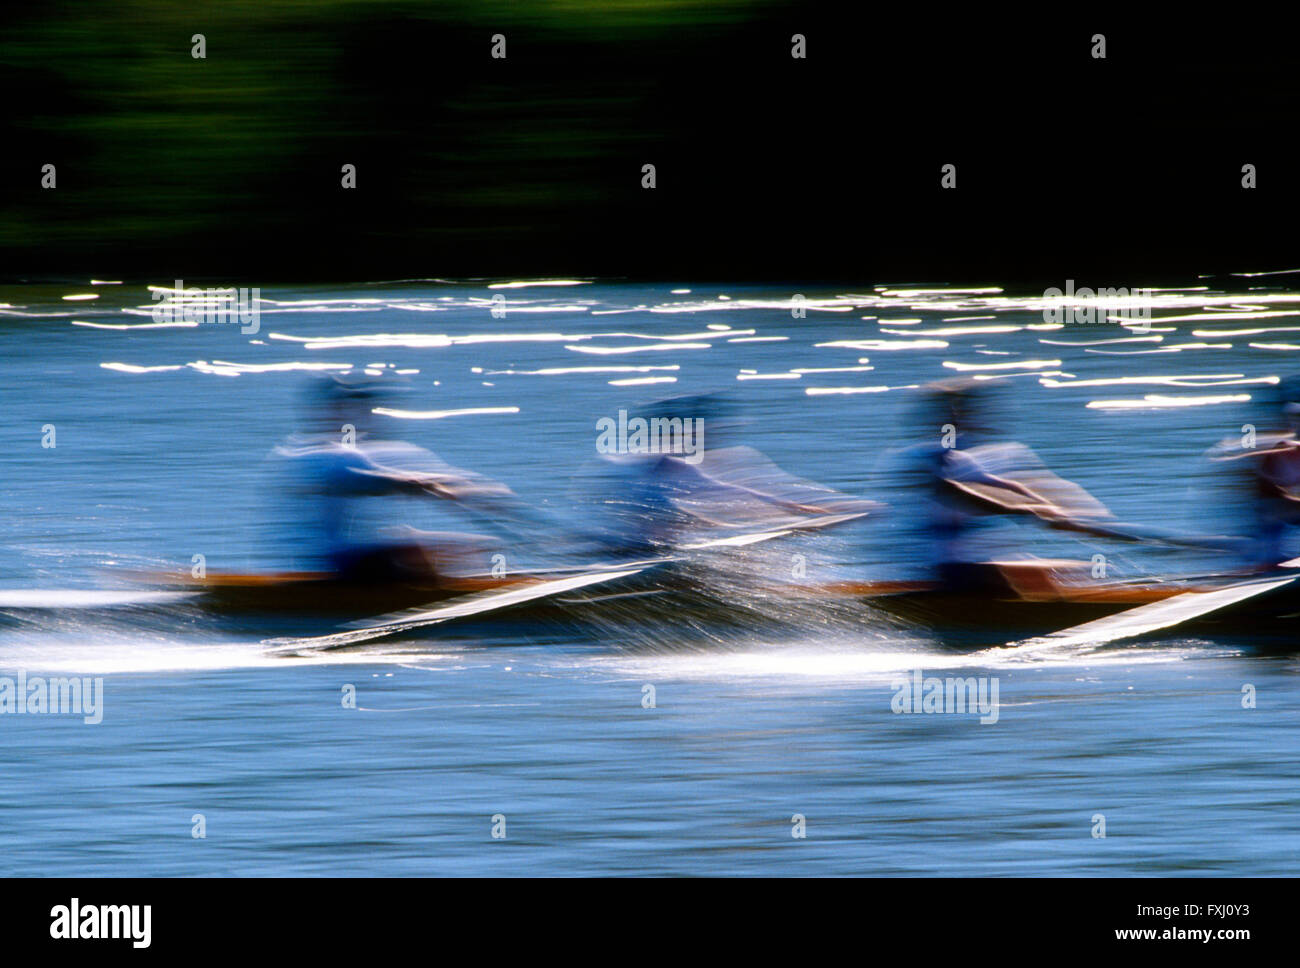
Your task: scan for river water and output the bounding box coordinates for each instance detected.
[1,279,1297,875]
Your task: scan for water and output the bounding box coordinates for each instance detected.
[2,279,1298,875]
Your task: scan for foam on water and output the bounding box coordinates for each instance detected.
[0,629,422,675]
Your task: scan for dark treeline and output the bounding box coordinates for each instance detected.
[1,1,1296,285]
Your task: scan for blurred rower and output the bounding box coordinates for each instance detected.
[585,394,859,558]
[275,375,512,582]
[1206,377,1300,570]
[897,379,1115,592]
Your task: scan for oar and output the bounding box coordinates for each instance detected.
[434,489,578,545]
[948,479,1236,550]
[263,564,654,653]
[1009,573,1297,652]
[1042,514,1241,551]
[679,510,870,549]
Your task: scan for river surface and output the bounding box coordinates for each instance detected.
[1,279,1297,875]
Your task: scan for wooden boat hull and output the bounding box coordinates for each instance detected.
[128,561,1299,651]
[176,571,531,618]
[838,573,1300,650]
[144,567,666,638]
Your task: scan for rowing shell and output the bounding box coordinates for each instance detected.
[261,511,871,652]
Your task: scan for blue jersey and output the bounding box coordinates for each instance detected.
[273,437,438,569]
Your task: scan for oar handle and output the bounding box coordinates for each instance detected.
[1045,514,1238,551]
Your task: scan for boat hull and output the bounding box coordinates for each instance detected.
[853,578,1300,651]
[115,562,1300,651]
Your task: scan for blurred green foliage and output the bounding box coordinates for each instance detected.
[0,0,775,281]
[6,4,1296,284]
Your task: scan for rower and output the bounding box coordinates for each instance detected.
[275,375,512,583]
[1206,377,1300,569]
[897,379,1115,593]
[586,394,839,558]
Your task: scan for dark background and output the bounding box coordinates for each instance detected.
[1,1,1295,285]
[6,877,1284,955]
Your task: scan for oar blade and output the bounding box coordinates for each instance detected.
[680,510,869,549]
[1012,575,1297,651]
[262,565,650,653]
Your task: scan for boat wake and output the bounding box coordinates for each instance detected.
[557,634,1235,691]
[0,547,1249,677]
[0,615,1239,679]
